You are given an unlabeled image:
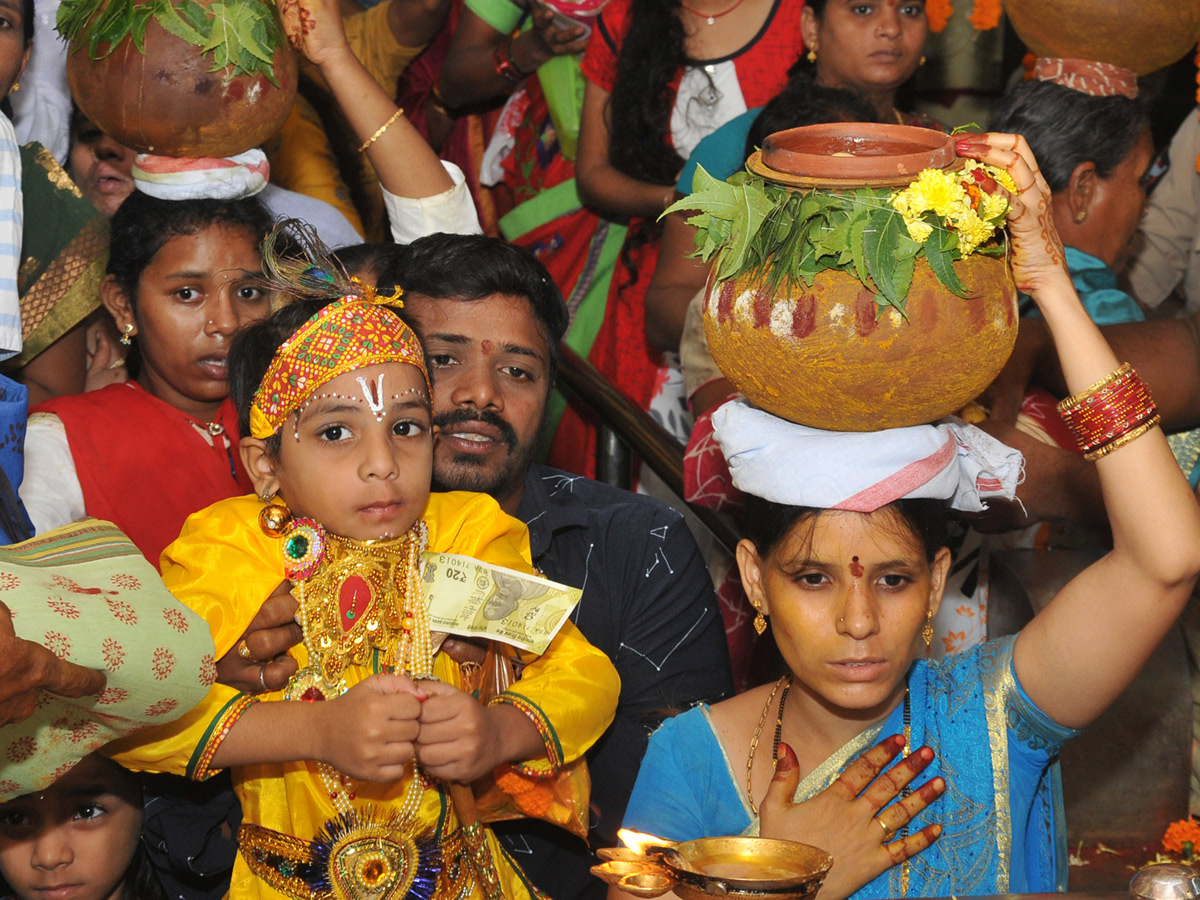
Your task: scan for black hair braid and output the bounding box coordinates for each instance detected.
[607,0,690,186]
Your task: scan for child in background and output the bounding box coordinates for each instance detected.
[0,753,165,900]
[106,252,620,900]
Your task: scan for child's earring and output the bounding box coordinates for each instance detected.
[258,497,293,537]
[923,609,934,652]
[750,598,767,636]
[119,323,135,346]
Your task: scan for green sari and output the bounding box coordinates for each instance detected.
[4,143,108,370]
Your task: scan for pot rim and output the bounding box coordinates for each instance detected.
[759,122,956,184]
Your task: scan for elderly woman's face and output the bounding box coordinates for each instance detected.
[0,0,29,99]
[1079,128,1156,269]
[803,0,928,98]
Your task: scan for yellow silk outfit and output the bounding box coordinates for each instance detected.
[108,492,621,900]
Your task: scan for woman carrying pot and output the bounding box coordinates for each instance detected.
[605,133,1200,900]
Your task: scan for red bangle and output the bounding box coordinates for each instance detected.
[493,38,528,83]
[1057,363,1159,458]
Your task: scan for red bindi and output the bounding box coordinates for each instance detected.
[849,556,864,578]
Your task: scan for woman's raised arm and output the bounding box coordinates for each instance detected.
[958,133,1200,730]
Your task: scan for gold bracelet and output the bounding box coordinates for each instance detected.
[1057,362,1133,413]
[357,108,404,153]
[1083,414,1161,461]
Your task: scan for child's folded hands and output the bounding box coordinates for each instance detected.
[314,674,426,782]
[414,681,545,783]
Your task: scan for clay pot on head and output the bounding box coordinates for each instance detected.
[1004,0,1200,76]
[703,123,1018,431]
[67,0,297,158]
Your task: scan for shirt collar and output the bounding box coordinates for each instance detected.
[516,465,594,559]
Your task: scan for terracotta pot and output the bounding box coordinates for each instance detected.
[704,122,1017,430]
[67,5,297,158]
[762,123,955,183]
[1005,0,1200,76]
[703,255,1017,431]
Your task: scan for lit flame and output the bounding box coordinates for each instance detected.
[618,830,670,855]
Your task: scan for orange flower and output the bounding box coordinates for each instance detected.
[1021,52,1036,81]
[494,770,538,796]
[514,785,555,818]
[1194,41,1200,174]
[969,0,1002,30]
[926,0,953,32]
[1163,818,1200,854]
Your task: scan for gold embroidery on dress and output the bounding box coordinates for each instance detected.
[33,146,84,198]
[982,641,1014,893]
[239,819,479,900]
[1169,430,1200,478]
[285,521,432,700]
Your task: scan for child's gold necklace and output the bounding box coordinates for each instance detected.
[281,518,432,815]
[286,519,431,701]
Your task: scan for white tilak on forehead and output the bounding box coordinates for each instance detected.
[357,373,387,420]
[290,386,431,441]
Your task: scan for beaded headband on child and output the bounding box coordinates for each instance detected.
[248,288,430,439]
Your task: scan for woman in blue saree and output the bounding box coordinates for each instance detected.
[609,132,1200,900]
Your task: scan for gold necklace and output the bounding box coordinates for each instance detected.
[286,519,431,701]
[745,675,791,817]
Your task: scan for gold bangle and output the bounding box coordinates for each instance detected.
[1083,414,1161,461]
[357,108,404,153]
[1057,362,1133,413]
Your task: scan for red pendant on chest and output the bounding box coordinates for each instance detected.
[339,575,373,631]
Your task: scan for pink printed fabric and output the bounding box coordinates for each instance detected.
[132,149,271,200]
[0,519,214,800]
[711,399,1024,513]
[1032,57,1139,99]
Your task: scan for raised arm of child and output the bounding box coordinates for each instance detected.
[958,133,1200,731]
[276,0,481,238]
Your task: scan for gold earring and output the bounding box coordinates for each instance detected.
[922,609,934,650]
[806,48,817,63]
[1075,210,1088,224]
[8,81,18,95]
[258,498,292,537]
[119,322,135,345]
[919,55,927,66]
[750,599,767,635]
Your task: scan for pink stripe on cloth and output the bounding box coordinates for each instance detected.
[832,433,957,513]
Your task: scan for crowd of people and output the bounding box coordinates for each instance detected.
[0,1,1197,900]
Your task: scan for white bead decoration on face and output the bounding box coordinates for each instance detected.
[288,384,429,441]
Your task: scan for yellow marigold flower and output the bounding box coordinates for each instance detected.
[992,165,1017,194]
[954,208,995,255]
[912,168,964,217]
[904,218,933,244]
[981,188,1008,223]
